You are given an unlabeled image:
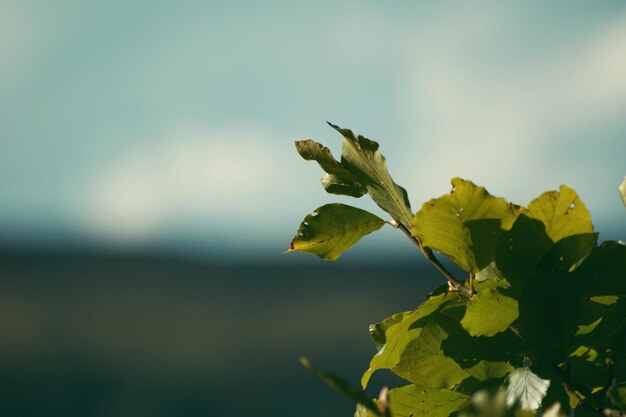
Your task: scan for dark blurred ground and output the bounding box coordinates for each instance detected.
[0,246,442,417]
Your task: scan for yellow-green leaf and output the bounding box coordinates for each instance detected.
[329,122,413,228]
[523,185,593,243]
[388,384,469,417]
[289,204,385,261]
[466,360,515,382]
[461,287,519,337]
[295,139,366,198]
[361,293,466,388]
[412,178,516,272]
[295,123,413,228]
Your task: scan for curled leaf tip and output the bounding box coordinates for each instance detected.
[326,121,340,130]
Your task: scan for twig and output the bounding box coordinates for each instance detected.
[390,219,473,297]
[507,325,525,341]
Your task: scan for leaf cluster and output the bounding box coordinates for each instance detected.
[290,124,626,417]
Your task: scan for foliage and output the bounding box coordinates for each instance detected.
[289,123,626,417]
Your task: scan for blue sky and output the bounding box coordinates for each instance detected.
[1,1,625,258]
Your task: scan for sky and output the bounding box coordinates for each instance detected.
[1,1,625,259]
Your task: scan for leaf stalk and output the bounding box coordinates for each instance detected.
[391,219,473,297]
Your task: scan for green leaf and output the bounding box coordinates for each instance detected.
[300,358,382,416]
[539,233,598,272]
[295,124,413,227]
[362,293,466,388]
[369,311,411,351]
[575,317,603,336]
[541,372,574,413]
[461,286,519,337]
[516,268,582,359]
[523,185,594,243]
[295,139,366,198]
[412,178,516,272]
[495,215,553,290]
[496,217,597,358]
[573,241,626,297]
[505,367,551,411]
[614,328,626,384]
[606,382,626,411]
[441,325,527,367]
[289,203,385,261]
[568,346,611,393]
[354,404,382,417]
[574,406,605,417]
[476,262,505,282]
[466,219,507,271]
[466,361,515,382]
[619,177,626,208]
[574,297,617,340]
[396,320,470,388]
[387,384,469,417]
[329,122,413,228]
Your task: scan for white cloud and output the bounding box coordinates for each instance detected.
[83,5,626,245]
[399,6,626,207]
[324,4,626,229]
[83,126,301,242]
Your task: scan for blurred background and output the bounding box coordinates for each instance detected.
[0,1,625,416]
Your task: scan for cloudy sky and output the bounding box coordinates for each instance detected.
[1,1,625,258]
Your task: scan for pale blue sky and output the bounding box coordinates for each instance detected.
[1,1,625,258]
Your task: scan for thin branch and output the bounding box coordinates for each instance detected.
[507,325,525,341]
[391,219,473,297]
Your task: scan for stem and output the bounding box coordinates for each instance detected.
[391,219,473,297]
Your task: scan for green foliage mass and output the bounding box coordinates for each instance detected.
[290,123,626,417]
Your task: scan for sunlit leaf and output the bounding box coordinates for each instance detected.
[505,367,550,411]
[475,262,505,282]
[396,320,470,388]
[461,286,519,337]
[388,384,469,417]
[466,361,515,382]
[354,404,382,417]
[291,131,625,417]
[369,311,411,352]
[295,139,366,198]
[329,122,413,228]
[412,178,516,272]
[361,293,466,388]
[523,185,593,243]
[289,204,385,260]
[295,124,413,228]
